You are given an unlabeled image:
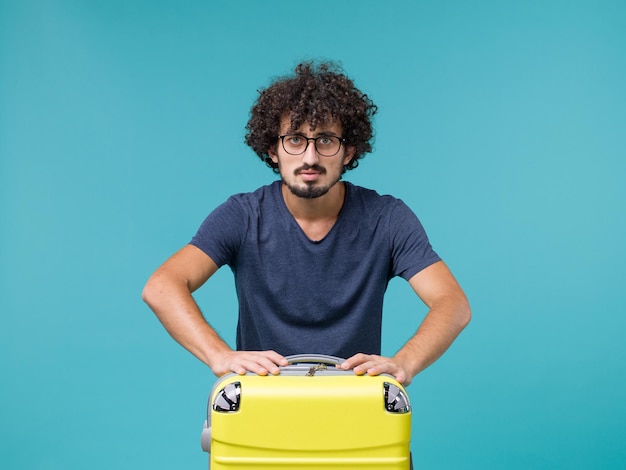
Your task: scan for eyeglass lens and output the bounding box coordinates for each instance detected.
[281,135,342,156]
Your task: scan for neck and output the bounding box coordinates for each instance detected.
[281,181,346,221]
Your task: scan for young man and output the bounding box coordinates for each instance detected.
[142,62,470,386]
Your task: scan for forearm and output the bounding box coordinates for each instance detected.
[394,294,471,378]
[142,274,232,370]
[143,245,289,377]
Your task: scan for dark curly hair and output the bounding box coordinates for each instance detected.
[245,61,378,173]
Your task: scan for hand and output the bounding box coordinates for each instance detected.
[210,350,288,377]
[338,353,413,386]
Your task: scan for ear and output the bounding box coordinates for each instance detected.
[343,146,356,167]
[268,144,279,164]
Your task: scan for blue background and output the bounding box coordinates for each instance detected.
[1,1,625,468]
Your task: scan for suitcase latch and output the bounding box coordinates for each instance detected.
[306,363,327,376]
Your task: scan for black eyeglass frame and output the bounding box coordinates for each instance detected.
[278,134,347,157]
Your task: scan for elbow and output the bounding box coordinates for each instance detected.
[141,282,152,307]
[142,270,187,311]
[459,298,472,329]
[141,275,160,308]
[141,283,151,305]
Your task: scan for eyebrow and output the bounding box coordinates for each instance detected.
[286,130,341,137]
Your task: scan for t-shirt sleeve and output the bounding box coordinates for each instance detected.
[389,200,441,280]
[189,197,247,268]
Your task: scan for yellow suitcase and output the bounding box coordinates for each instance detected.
[200,354,412,469]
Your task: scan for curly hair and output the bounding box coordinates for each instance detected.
[245,61,378,173]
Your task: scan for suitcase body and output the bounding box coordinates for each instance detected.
[201,354,412,469]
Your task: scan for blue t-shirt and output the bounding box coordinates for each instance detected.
[190,181,440,358]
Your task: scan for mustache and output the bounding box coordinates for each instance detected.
[294,164,326,175]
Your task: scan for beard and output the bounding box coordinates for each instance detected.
[282,164,340,199]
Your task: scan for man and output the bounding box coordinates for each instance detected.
[142,61,470,387]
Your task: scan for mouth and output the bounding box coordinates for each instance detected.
[295,165,325,180]
[299,171,321,182]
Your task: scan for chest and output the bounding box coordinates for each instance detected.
[294,217,338,243]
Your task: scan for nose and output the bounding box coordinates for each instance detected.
[301,139,320,165]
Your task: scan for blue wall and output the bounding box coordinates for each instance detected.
[1,1,625,468]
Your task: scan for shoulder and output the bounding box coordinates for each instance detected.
[190,182,281,265]
[228,180,280,203]
[344,182,428,235]
[221,181,281,212]
[345,182,409,214]
[194,182,280,234]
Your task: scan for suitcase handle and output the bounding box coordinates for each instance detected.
[285,354,345,365]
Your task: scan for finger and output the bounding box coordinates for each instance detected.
[265,350,288,364]
[261,350,289,371]
[257,357,281,375]
[237,351,287,376]
[340,353,371,370]
[372,360,400,376]
[352,357,383,375]
[222,354,263,376]
[368,363,409,385]
[231,363,248,375]
[359,358,396,376]
[249,351,287,375]
[356,361,381,375]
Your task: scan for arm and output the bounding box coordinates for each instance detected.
[142,244,287,376]
[339,260,471,385]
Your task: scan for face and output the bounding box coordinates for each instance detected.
[269,118,355,199]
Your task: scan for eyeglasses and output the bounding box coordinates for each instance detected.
[278,134,346,157]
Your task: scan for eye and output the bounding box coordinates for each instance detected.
[317,136,333,146]
[287,135,304,145]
